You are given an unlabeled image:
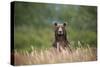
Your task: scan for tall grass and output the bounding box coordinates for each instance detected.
[14,42,97,65]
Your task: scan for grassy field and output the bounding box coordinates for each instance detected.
[14,43,97,65]
[14,26,97,65]
[13,2,97,65]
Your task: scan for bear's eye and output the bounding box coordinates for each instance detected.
[56,27,59,29]
[55,26,59,30]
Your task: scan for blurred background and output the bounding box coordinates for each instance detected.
[14,2,97,52]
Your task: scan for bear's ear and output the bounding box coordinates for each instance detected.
[54,23,57,26]
[63,23,66,26]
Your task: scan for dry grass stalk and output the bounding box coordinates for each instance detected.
[14,46,97,65]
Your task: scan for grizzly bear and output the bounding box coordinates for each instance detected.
[53,22,71,52]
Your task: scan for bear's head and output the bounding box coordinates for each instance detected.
[54,23,66,36]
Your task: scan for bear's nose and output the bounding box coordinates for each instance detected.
[59,31,62,33]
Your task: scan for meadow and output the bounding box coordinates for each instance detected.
[14,42,97,65]
[12,2,97,65]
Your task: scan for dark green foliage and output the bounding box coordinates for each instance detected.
[13,2,97,51]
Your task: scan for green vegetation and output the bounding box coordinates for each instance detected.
[14,2,97,52]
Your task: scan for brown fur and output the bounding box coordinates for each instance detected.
[53,23,71,52]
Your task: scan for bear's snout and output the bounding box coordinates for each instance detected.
[57,27,63,35]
